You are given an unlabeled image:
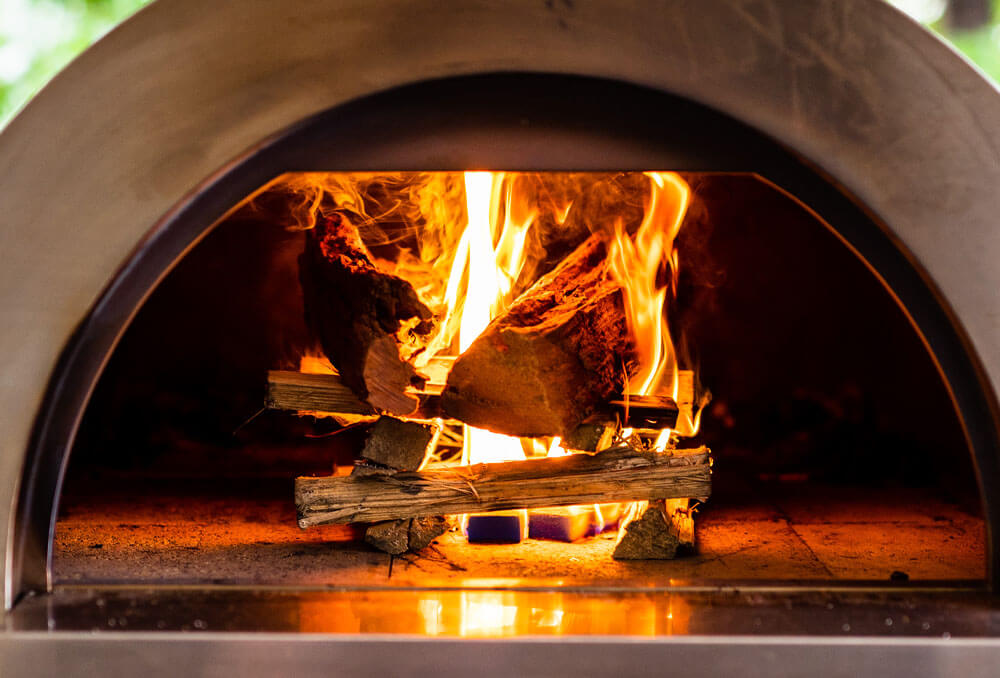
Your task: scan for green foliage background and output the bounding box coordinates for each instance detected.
[929,16,1000,82]
[0,0,151,128]
[0,0,998,130]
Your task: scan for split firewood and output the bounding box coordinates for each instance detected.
[364,516,449,554]
[365,520,410,554]
[677,370,695,426]
[266,370,441,420]
[612,498,694,560]
[299,213,433,415]
[266,370,375,416]
[265,370,679,437]
[441,234,637,438]
[561,424,612,452]
[296,445,710,527]
[358,416,434,472]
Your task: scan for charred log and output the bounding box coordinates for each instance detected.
[364,519,410,555]
[299,214,432,415]
[612,498,694,560]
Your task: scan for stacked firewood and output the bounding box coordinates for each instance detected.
[279,212,710,558]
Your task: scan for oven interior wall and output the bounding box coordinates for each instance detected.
[55,173,984,586]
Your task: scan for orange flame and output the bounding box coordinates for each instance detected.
[607,172,698,441]
[608,172,689,398]
[262,170,702,488]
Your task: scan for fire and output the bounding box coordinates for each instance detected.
[443,171,694,536]
[446,171,694,463]
[268,170,702,539]
[457,171,534,466]
[608,172,693,439]
[299,351,336,375]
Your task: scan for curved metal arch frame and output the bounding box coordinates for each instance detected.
[11,74,1000,604]
[3,0,1000,611]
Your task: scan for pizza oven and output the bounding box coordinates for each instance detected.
[2,0,1000,675]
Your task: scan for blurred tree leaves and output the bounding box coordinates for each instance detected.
[0,0,150,127]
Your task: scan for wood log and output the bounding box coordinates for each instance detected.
[266,370,441,419]
[265,370,678,434]
[266,370,374,416]
[296,445,710,527]
[441,234,638,438]
[359,416,434,471]
[364,516,449,554]
[408,516,450,550]
[365,519,410,554]
[299,213,433,415]
[561,424,612,452]
[612,498,694,560]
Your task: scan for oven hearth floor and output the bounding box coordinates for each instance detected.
[53,476,985,586]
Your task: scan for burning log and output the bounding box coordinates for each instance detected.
[265,370,680,437]
[409,515,450,550]
[295,445,710,527]
[266,370,441,419]
[612,498,694,560]
[441,234,637,438]
[561,424,612,453]
[299,214,433,415]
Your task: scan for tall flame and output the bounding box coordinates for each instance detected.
[459,171,534,465]
[608,172,689,397]
[608,172,696,439]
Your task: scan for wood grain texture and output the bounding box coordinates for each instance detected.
[296,446,710,527]
[441,235,637,437]
[298,214,432,415]
[266,370,680,433]
[266,370,375,416]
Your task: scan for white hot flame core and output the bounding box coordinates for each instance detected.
[461,171,529,465]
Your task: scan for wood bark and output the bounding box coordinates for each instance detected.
[299,213,433,415]
[296,445,710,527]
[441,234,638,438]
[359,416,434,471]
[365,519,411,555]
[612,498,694,560]
[364,516,449,554]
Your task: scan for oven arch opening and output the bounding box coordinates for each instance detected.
[12,74,1000,604]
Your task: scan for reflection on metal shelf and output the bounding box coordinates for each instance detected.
[8,585,997,638]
